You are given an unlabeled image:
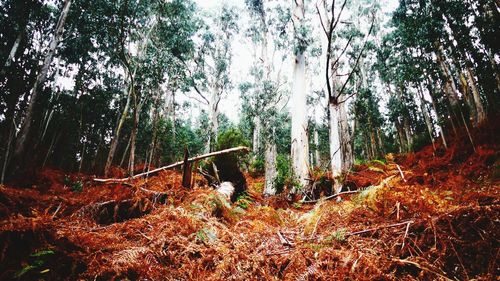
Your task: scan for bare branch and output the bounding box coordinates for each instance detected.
[336,12,376,104]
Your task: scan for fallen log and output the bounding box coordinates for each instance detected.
[94,146,250,183]
[302,190,360,204]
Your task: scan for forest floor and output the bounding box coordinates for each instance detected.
[0,123,498,280]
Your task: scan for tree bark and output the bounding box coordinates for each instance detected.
[207,87,220,153]
[2,30,22,72]
[417,85,436,151]
[290,0,310,190]
[435,47,460,107]
[466,67,486,125]
[329,103,342,192]
[338,99,353,170]
[263,135,277,195]
[12,0,72,168]
[424,78,448,149]
[104,75,132,177]
[313,128,321,167]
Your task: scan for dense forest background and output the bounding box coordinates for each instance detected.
[0,0,498,193]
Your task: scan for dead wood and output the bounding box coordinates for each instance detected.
[302,190,360,204]
[347,220,414,236]
[181,147,192,188]
[94,146,250,183]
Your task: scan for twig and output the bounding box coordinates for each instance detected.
[52,202,62,219]
[392,258,453,281]
[265,249,292,256]
[347,220,414,236]
[396,164,407,182]
[277,231,295,247]
[401,220,412,250]
[302,190,359,204]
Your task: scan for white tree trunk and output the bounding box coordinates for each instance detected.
[338,100,353,170]
[466,67,486,125]
[207,88,220,153]
[252,117,261,153]
[329,103,342,192]
[263,135,277,196]
[291,51,310,188]
[313,129,321,167]
[417,87,436,150]
[13,0,72,163]
[105,79,132,176]
[2,30,22,70]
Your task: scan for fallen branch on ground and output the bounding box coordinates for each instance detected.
[302,190,360,204]
[392,258,453,281]
[347,220,413,236]
[94,146,250,183]
[396,164,407,182]
[277,230,295,247]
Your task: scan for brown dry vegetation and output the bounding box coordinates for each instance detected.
[0,124,498,280]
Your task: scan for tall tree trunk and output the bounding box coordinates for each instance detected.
[253,117,261,154]
[403,117,412,152]
[290,0,309,189]
[417,85,436,151]
[329,103,341,191]
[104,75,132,177]
[424,78,448,149]
[263,133,277,196]
[466,67,486,125]
[12,0,72,169]
[395,120,406,153]
[2,31,22,72]
[313,128,321,167]
[120,136,131,168]
[207,88,220,153]
[338,99,353,170]
[128,90,146,176]
[435,47,460,107]
[1,124,14,184]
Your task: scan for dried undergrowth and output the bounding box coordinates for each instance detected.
[0,124,498,280]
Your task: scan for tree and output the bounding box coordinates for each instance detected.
[290,0,310,190]
[12,0,72,173]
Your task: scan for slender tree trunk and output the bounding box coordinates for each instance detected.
[290,0,310,189]
[263,132,277,196]
[120,136,131,167]
[78,139,86,172]
[128,92,139,176]
[395,120,406,153]
[466,67,486,125]
[128,90,146,176]
[314,129,321,167]
[338,100,353,170]
[329,103,341,192]
[42,132,59,169]
[104,76,132,177]
[403,117,412,152]
[2,31,22,72]
[417,85,436,151]
[12,0,72,168]
[207,88,220,153]
[146,89,161,174]
[1,124,14,184]
[436,47,460,107]
[253,117,261,154]
[424,78,448,149]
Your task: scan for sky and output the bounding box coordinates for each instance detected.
[192,0,400,123]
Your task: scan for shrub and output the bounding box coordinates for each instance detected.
[249,156,265,176]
